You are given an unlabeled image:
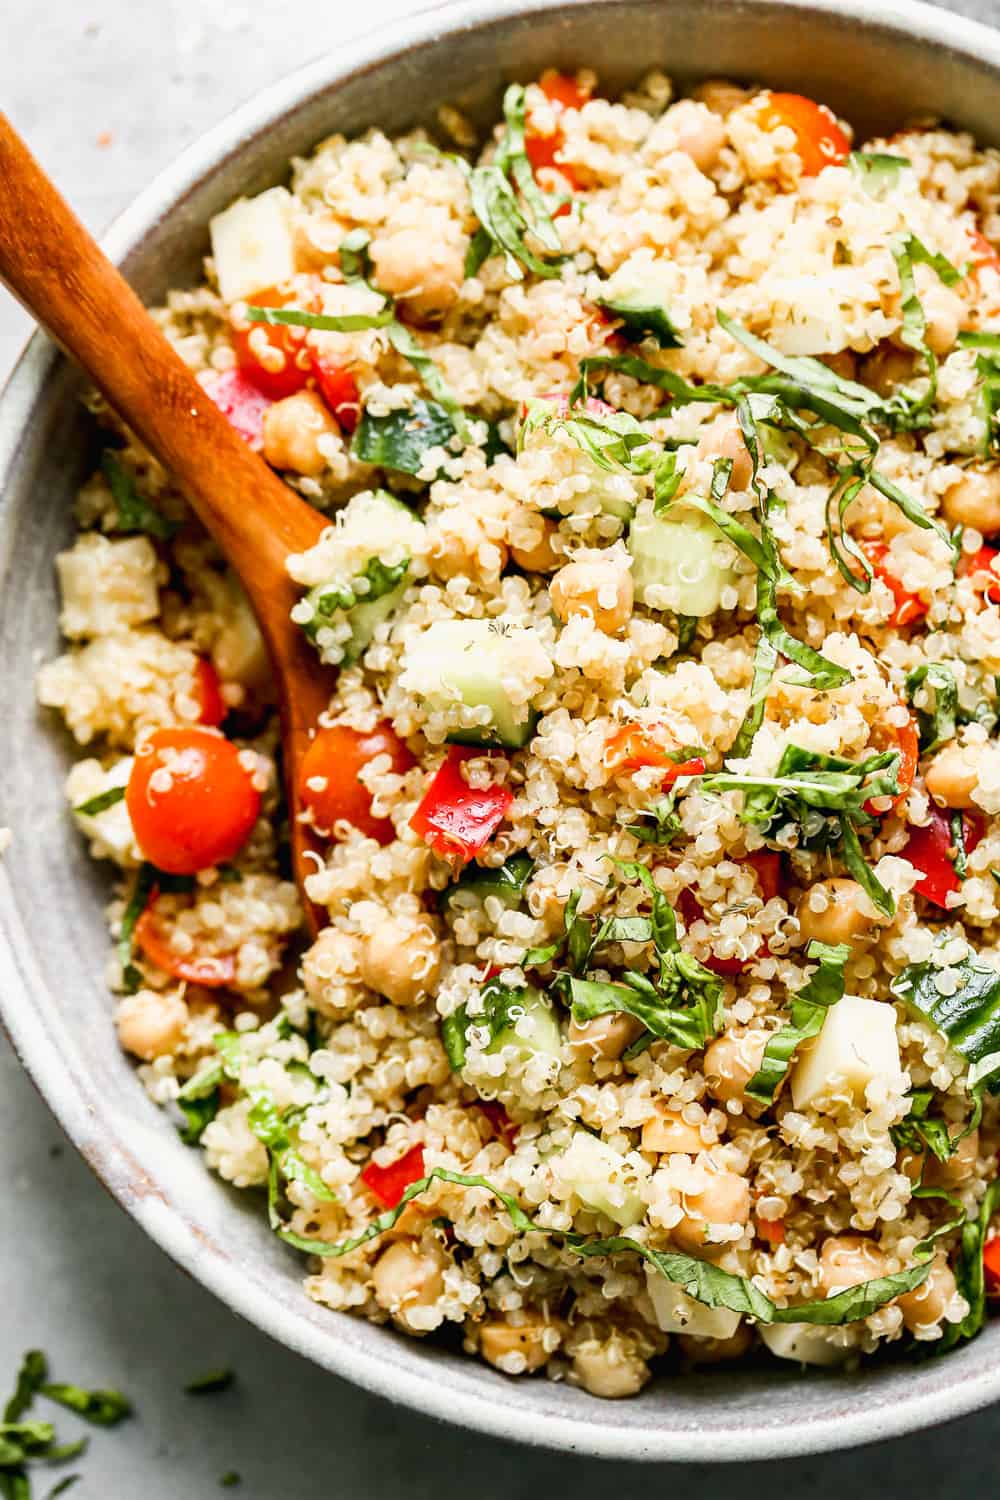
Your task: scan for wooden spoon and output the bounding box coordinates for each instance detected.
[0,114,333,933]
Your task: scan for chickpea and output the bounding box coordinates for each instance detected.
[920,282,963,357]
[301,928,365,1015]
[368,224,465,322]
[702,1030,769,1107]
[823,350,858,382]
[796,878,880,947]
[641,1101,705,1155]
[861,343,915,398]
[941,468,1000,537]
[428,510,508,582]
[508,506,560,573]
[672,1163,751,1255]
[897,1256,958,1331]
[924,744,979,809]
[666,100,727,173]
[570,1335,650,1398]
[568,1012,644,1061]
[684,415,752,493]
[360,913,440,1007]
[903,1126,979,1189]
[550,554,633,634]
[818,1235,888,1295]
[116,989,188,1061]
[691,80,751,118]
[479,1318,558,1373]
[678,1323,753,1364]
[262,390,340,476]
[371,1238,446,1331]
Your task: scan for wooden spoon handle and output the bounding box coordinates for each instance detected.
[0,114,334,933]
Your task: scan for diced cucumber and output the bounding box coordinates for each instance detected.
[444,853,534,911]
[302,558,410,665]
[597,256,686,349]
[557,1130,645,1228]
[442,979,562,1071]
[402,618,545,749]
[628,500,738,617]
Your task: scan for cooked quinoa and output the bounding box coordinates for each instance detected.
[39,71,1000,1395]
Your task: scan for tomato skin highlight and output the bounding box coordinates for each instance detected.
[755,92,851,175]
[201,368,272,450]
[195,657,227,727]
[361,1143,425,1208]
[126,727,262,876]
[134,898,236,988]
[299,722,414,844]
[409,747,513,864]
[858,539,929,628]
[863,714,919,816]
[232,288,312,400]
[904,805,983,907]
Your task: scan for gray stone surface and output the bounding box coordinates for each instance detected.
[3,0,1000,1490]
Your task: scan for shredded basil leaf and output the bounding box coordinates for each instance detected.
[101,452,176,540]
[465,84,567,281]
[729,635,779,759]
[595,294,683,349]
[72,786,125,817]
[891,1088,961,1165]
[520,396,653,473]
[940,1176,1000,1348]
[245,303,394,333]
[352,398,459,476]
[892,948,1000,1093]
[905,662,958,753]
[184,1370,234,1396]
[754,573,852,692]
[746,941,850,1103]
[625,792,683,846]
[118,864,156,994]
[848,151,911,193]
[36,1387,130,1428]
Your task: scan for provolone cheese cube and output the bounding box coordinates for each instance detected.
[760,1323,850,1367]
[791,995,901,1110]
[66,756,140,866]
[557,1131,645,1228]
[210,187,297,304]
[645,1269,742,1339]
[56,533,160,639]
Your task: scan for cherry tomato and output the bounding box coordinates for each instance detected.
[904,805,984,907]
[858,539,929,628]
[525,70,591,191]
[409,747,513,864]
[538,70,592,111]
[232,288,312,400]
[299,722,414,844]
[744,850,783,902]
[677,888,769,975]
[134,898,236,988]
[755,92,851,175]
[863,714,919,816]
[603,724,705,787]
[474,1099,519,1149]
[311,357,360,432]
[970,229,1000,270]
[194,657,227,727]
[361,1143,426,1208]
[126,727,262,875]
[960,544,1000,605]
[984,1234,1000,1296]
[201,367,272,450]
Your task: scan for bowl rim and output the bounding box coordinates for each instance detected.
[5,0,1000,1460]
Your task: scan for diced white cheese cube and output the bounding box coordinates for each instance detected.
[56,533,160,639]
[66,756,140,866]
[210,187,298,304]
[645,1269,742,1340]
[791,995,902,1110]
[556,1131,645,1228]
[759,1323,850,1367]
[200,570,269,689]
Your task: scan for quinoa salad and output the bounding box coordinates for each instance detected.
[38,71,1000,1395]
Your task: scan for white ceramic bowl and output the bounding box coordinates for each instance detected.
[4,0,1000,1459]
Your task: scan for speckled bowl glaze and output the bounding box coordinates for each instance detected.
[4,0,1000,1459]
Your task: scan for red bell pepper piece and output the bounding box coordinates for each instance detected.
[677,888,770,975]
[361,1143,426,1209]
[194,657,227,728]
[863,713,919,817]
[743,850,783,902]
[475,1100,519,1149]
[904,805,983,907]
[984,1234,1000,1295]
[603,724,705,788]
[960,544,1000,605]
[409,747,513,864]
[858,539,929,628]
[311,358,361,433]
[201,368,273,450]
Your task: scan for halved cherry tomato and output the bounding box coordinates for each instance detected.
[755,92,850,175]
[410,747,514,865]
[299,722,414,844]
[194,657,227,727]
[744,850,783,902]
[126,727,262,875]
[677,888,770,975]
[858,539,929,628]
[984,1234,1000,1295]
[232,288,312,400]
[863,713,919,817]
[201,368,272,450]
[475,1099,519,1149]
[757,1216,786,1247]
[960,544,1000,605]
[525,70,591,192]
[904,805,984,908]
[361,1143,426,1209]
[311,357,361,433]
[134,898,236,989]
[603,724,706,787]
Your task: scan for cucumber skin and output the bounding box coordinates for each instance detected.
[445,709,538,751]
